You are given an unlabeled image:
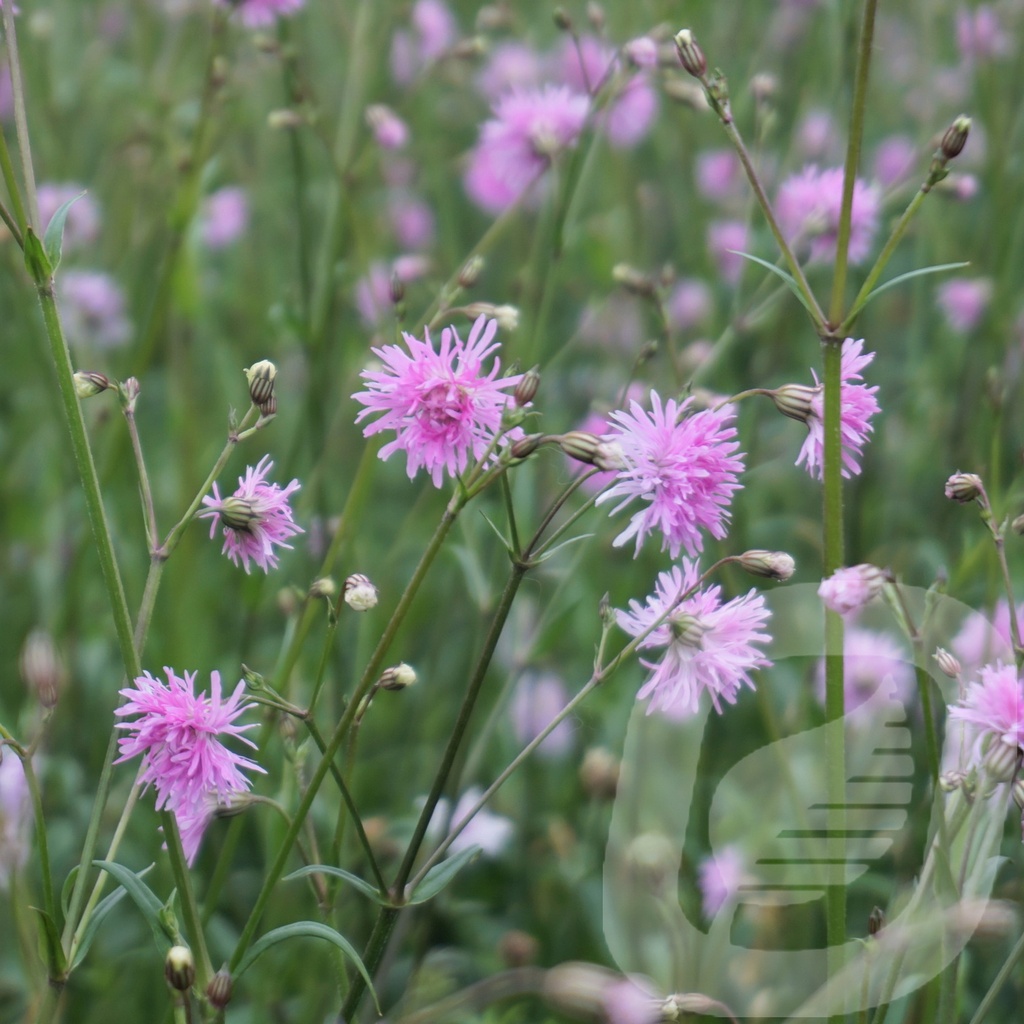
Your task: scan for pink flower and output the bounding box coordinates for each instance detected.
[448,788,514,856]
[390,0,458,84]
[37,183,100,252]
[353,315,523,488]
[814,626,915,712]
[795,337,880,479]
[699,844,749,918]
[464,85,589,215]
[616,560,772,717]
[818,564,887,616]
[199,186,248,248]
[199,456,303,574]
[476,41,545,101]
[115,668,264,863]
[873,135,918,188]
[776,165,880,264]
[509,672,575,758]
[956,5,1011,61]
[602,976,661,1024]
[596,392,744,559]
[695,149,744,203]
[623,37,659,69]
[58,270,132,349]
[665,278,713,333]
[706,220,749,285]
[365,104,409,150]
[388,192,436,250]
[948,662,1024,758]
[936,277,993,332]
[213,0,304,28]
[353,255,431,329]
[952,600,1024,673]
[796,109,838,160]
[0,754,30,891]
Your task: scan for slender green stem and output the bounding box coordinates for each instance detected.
[1,0,38,229]
[11,746,57,932]
[161,811,213,992]
[124,405,159,552]
[0,134,25,242]
[966,926,1024,1024]
[828,0,878,326]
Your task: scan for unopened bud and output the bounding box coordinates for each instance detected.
[309,577,337,600]
[941,115,971,160]
[673,29,706,78]
[458,254,485,288]
[542,962,615,1019]
[20,629,63,708]
[165,945,195,992]
[559,431,625,471]
[120,376,141,413]
[625,832,677,889]
[344,573,379,611]
[74,371,111,398]
[770,383,818,423]
[510,433,544,460]
[463,302,518,331]
[665,993,719,1016]
[738,550,795,581]
[390,271,405,305]
[1013,776,1024,811]
[206,967,234,1010]
[514,366,540,407]
[267,108,305,130]
[983,737,1019,782]
[244,359,277,415]
[750,72,778,105]
[1012,514,1024,535]
[552,7,573,31]
[934,647,962,679]
[218,496,259,533]
[944,471,983,503]
[670,613,707,647]
[868,906,885,936]
[379,662,417,691]
[580,746,619,800]
[586,2,604,31]
[450,37,486,60]
[612,263,656,297]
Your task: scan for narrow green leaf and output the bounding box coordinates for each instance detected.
[477,511,512,552]
[68,884,130,971]
[851,261,971,316]
[32,907,68,981]
[727,250,815,315]
[93,861,171,952]
[24,227,52,283]
[235,922,380,1011]
[536,533,594,564]
[42,191,86,272]
[61,866,80,918]
[284,864,392,906]
[406,845,481,905]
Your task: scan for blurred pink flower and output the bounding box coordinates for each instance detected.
[948,662,1024,758]
[388,192,435,250]
[200,456,303,574]
[706,220,749,285]
[214,0,303,28]
[0,754,30,891]
[616,560,772,717]
[464,85,589,214]
[428,788,514,857]
[795,337,880,479]
[666,278,713,332]
[596,392,743,558]
[115,667,263,863]
[602,976,661,1024]
[58,270,132,349]
[623,36,659,69]
[366,104,409,150]
[390,0,458,84]
[936,277,993,332]
[956,5,1011,61]
[510,672,575,757]
[699,844,749,917]
[818,564,887,616]
[476,41,545,101]
[354,255,431,329]
[353,316,523,488]
[814,626,915,711]
[796,109,838,160]
[952,600,1024,672]
[37,184,100,251]
[776,165,880,264]
[695,149,744,203]
[199,186,248,249]
[873,135,918,188]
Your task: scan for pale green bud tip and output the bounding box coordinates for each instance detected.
[343,573,379,611]
[245,359,277,415]
[206,968,234,1010]
[464,302,519,331]
[944,471,983,503]
[120,377,141,412]
[165,946,196,991]
[268,108,305,130]
[624,832,677,886]
[458,254,485,288]
[379,662,417,691]
[941,115,971,160]
[738,549,795,581]
[219,496,259,533]
[673,29,706,77]
[309,576,337,600]
[934,647,962,679]
[558,431,625,472]
[514,366,541,407]
[73,371,111,398]
[510,433,544,460]
[868,906,886,936]
[665,994,718,1017]
[612,262,656,297]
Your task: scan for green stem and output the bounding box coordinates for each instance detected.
[0,127,26,241]
[1,0,38,229]
[8,744,57,933]
[966,927,1024,1024]
[161,811,213,993]
[124,404,159,552]
[828,0,878,326]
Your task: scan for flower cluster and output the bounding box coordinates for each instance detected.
[115,668,264,863]
[596,392,744,559]
[616,560,772,718]
[352,315,523,487]
[947,662,1024,769]
[200,456,303,574]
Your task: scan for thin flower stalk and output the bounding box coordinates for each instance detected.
[1,1,39,229]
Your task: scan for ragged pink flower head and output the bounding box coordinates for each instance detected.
[353,316,523,488]
[199,456,303,573]
[388,192,436,250]
[948,662,1024,759]
[818,563,887,616]
[115,668,264,862]
[510,672,575,758]
[464,85,589,214]
[616,560,772,717]
[776,165,880,264]
[596,392,744,559]
[213,0,304,28]
[795,338,880,479]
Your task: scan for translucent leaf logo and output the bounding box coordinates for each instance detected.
[604,584,1010,1018]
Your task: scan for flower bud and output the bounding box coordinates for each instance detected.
[510,433,544,460]
[73,371,111,398]
[206,967,233,1010]
[217,496,259,533]
[462,302,518,331]
[944,471,983,503]
[365,104,408,150]
[770,383,819,423]
[309,576,337,600]
[1012,514,1024,536]
[165,945,195,992]
[120,376,141,413]
[1013,776,1024,811]
[580,746,619,800]
[559,432,625,472]
[552,7,573,31]
[379,662,417,691]
[941,115,971,160]
[738,550,795,581]
[673,29,706,78]
[586,2,604,32]
[514,366,540,407]
[267,108,305,130]
[624,832,677,889]
[665,993,719,1017]
[344,573,379,611]
[612,263,656,297]
[458,254,485,288]
[983,737,1019,782]
[934,647,962,679]
[244,359,277,415]
[670,613,708,648]
[389,271,405,306]
[20,629,63,708]
[868,906,886,936]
